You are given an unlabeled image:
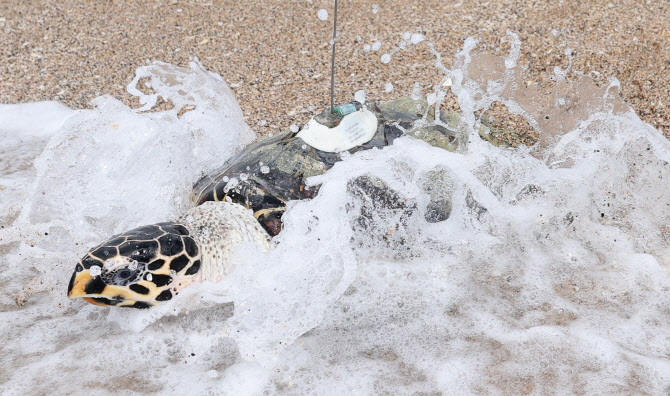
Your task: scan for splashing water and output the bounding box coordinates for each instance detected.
[354,89,366,104]
[1,33,670,395]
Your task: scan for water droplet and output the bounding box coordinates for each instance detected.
[354,90,366,104]
[410,33,424,44]
[103,259,115,270]
[363,44,371,52]
[224,196,232,202]
[403,31,411,40]
[259,161,264,166]
[384,83,394,93]
[260,165,270,174]
[317,9,328,21]
[290,124,299,133]
[89,265,102,277]
[222,176,229,183]
[372,4,379,14]
[257,119,267,127]
[411,82,422,100]
[223,177,239,193]
[372,41,382,51]
[240,173,248,181]
[301,144,307,150]
[381,54,391,64]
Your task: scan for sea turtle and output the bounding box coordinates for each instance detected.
[66,97,471,308]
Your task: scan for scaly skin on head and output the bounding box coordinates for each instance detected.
[67,222,202,309]
[68,202,271,308]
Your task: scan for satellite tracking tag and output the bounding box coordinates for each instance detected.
[301,0,377,153]
[298,108,378,153]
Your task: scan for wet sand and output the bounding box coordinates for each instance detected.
[0,0,668,138]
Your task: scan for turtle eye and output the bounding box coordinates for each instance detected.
[113,269,136,284]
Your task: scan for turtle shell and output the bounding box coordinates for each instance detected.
[191,98,459,236]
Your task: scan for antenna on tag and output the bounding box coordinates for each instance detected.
[299,0,376,152]
[329,0,338,114]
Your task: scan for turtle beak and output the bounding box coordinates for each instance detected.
[67,270,94,299]
[67,269,109,300]
[66,269,152,308]
[67,271,122,307]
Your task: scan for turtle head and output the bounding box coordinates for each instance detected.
[67,222,201,309]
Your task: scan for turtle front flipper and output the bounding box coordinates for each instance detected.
[252,206,285,236]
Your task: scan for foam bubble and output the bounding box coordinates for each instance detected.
[317,9,328,21]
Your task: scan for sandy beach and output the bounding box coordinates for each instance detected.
[0,0,668,137]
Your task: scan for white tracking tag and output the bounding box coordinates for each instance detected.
[297,109,378,153]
